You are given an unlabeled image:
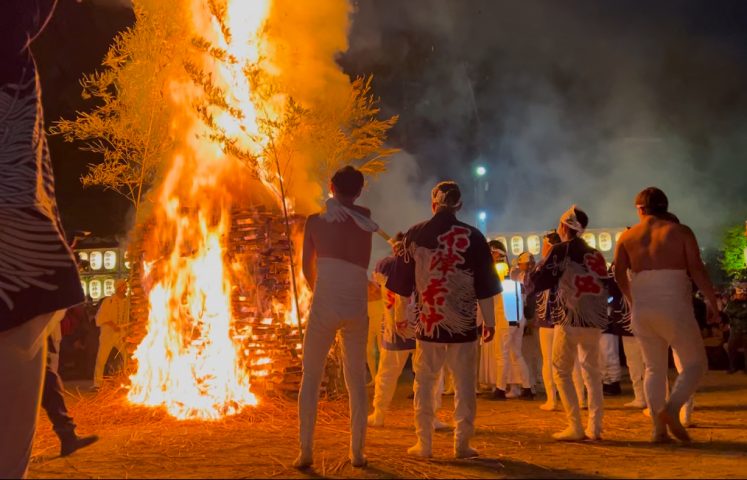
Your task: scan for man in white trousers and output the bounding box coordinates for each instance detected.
[296,166,376,469]
[492,247,533,400]
[93,280,130,389]
[387,181,502,459]
[1,2,86,476]
[368,245,450,430]
[615,187,718,443]
[525,205,609,441]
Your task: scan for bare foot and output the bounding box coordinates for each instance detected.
[407,442,432,458]
[552,427,586,441]
[433,418,452,431]
[351,454,368,468]
[293,451,313,469]
[454,445,479,458]
[651,432,674,444]
[367,412,384,427]
[658,408,691,443]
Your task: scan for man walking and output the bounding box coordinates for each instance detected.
[525,205,609,441]
[387,181,502,458]
[0,2,87,476]
[614,187,718,443]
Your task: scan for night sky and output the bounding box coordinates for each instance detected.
[34,0,747,244]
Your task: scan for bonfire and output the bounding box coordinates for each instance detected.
[55,0,397,421]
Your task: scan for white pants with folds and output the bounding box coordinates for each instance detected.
[413,340,478,449]
[599,333,622,384]
[93,325,126,387]
[0,310,64,479]
[630,270,706,435]
[372,349,444,414]
[298,258,369,460]
[373,349,412,413]
[552,325,603,434]
[495,323,531,390]
[622,336,646,404]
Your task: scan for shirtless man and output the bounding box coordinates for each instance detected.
[295,166,375,469]
[614,187,718,443]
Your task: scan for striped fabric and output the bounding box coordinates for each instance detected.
[0,66,84,331]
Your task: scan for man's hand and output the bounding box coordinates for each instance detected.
[482,326,495,343]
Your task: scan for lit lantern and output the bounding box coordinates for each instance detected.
[582,233,596,248]
[81,281,87,296]
[89,280,102,299]
[527,235,541,255]
[78,251,89,262]
[89,251,103,270]
[598,232,612,252]
[510,236,524,256]
[104,278,116,297]
[104,250,117,270]
[495,262,509,279]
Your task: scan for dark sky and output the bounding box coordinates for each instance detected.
[35,0,747,244]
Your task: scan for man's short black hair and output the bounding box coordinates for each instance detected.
[331,165,365,197]
[574,207,589,229]
[488,239,507,253]
[431,181,462,209]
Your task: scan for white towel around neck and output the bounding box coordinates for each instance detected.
[320,197,380,233]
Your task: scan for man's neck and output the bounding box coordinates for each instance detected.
[433,207,456,218]
[335,195,355,207]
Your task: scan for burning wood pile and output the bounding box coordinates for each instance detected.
[229,206,305,397]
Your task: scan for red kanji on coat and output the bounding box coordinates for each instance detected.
[585,252,608,277]
[574,274,602,297]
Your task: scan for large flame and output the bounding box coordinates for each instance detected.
[128,0,271,420]
[127,0,351,420]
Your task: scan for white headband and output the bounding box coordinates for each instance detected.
[560,205,585,234]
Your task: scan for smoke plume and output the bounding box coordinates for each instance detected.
[343,0,747,247]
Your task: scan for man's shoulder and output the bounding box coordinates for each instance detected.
[350,204,371,217]
[404,218,432,238]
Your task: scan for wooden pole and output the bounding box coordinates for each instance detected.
[272,149,304,343]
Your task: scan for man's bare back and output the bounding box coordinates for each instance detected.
[617,218,690,273]
[614,216,718,321]
[302,205,373,288]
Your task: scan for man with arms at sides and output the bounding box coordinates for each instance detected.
[525,205,609,441]
[387,181,502,459]
[93,280,130,390]
[614,187,718,443]
[295,166,376,469]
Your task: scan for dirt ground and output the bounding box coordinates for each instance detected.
[29,370,747,479]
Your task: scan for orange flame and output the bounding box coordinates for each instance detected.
[127,0,349,420]
[127,0,273,420]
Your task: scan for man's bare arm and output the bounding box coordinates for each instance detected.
[478,296,496,343]
[302,216,317,291]
[682,226,719,321]
[613,235,633,304]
